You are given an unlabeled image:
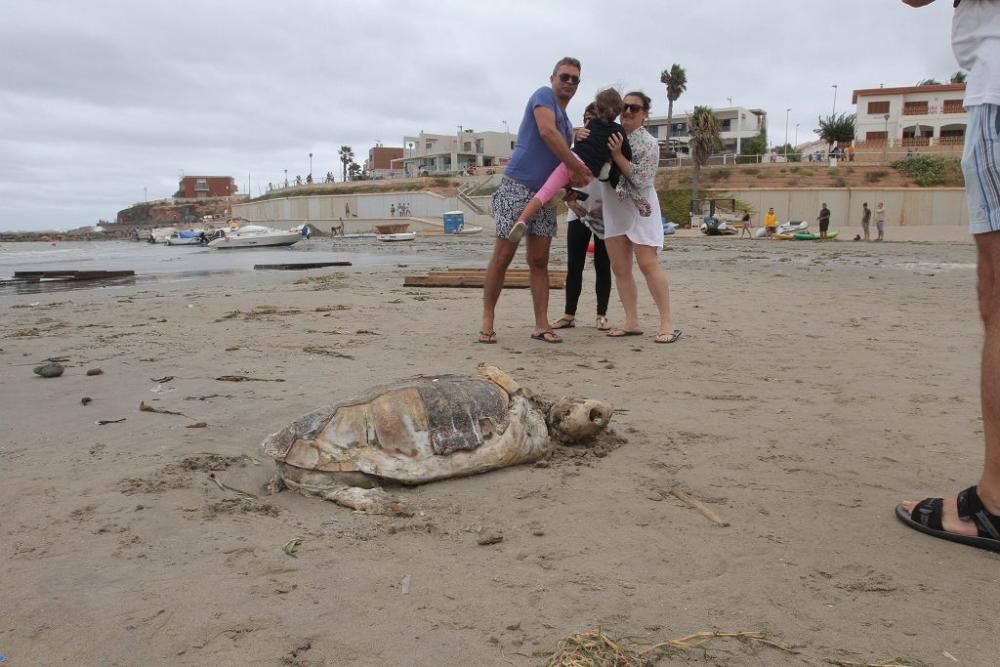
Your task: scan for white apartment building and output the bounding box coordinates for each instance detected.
[852,83,967,146]
[391,129,517,177]
[645,106,767,154]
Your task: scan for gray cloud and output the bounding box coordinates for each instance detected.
[0,0,959,230]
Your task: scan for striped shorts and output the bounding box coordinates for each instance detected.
[963,104,1000,235]
[491,176,558,239]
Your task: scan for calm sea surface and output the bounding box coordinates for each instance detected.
[0,239,482,294]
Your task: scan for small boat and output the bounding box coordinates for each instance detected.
[455,224,483,235]
[207,224,302,249]
[376,232,417,242]
[166,229,207,246]
[335,232,378,240]
[148,227,177,244]
[777,220,809,235]
[793,230,839,241]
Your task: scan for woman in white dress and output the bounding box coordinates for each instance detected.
[601,91,680,344]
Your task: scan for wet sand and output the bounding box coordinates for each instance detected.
[2,230,997,666]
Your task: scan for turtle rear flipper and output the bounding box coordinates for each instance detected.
[320,485,408,515]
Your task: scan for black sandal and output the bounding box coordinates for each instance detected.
[895,485,1000,553]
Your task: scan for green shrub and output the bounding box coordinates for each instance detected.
[891,155,962,186]
[741,167,760,176]
[658,188,693,225]
[865,170,888,184]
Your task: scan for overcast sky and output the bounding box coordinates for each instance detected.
[0,0,959,232]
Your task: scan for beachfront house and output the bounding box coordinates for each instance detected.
[365,144,404,179]
[852,83,967,149]
[390,128,516,177]
[645,106,767,155]
[176,176,238,199]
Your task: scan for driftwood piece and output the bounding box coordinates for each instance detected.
[254,262,353,271]
[670,488,730,527]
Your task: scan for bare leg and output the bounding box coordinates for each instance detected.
[480,238,517,340]
[899,232,1000,531]
[634,244,674,336]
[605,235,640,331]
[525,233,555,336]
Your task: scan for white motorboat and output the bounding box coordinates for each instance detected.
[166,229,207,246]
[148,227,177,244]
[208,224,302,249]
[376,231,417,242]
[455,224,483,235]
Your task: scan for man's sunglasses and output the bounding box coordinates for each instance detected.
[557,73,580,84]
[622,103,645,114]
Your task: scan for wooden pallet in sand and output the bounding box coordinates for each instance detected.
[404,268,566,289]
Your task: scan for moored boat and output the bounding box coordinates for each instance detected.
[207,224,302,249]
[376,232,417,242]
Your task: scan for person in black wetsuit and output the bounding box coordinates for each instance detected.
[506,88,651,244]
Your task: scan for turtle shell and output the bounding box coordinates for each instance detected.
[264,375,513,475]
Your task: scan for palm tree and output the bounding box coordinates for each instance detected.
[687,106,721,214]
[815,113,856,151]
[950,70,967,84]
[659,64,687,146]
[338,146,355,182]
[916,78,941,86]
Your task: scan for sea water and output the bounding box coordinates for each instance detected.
[0,239,478,294]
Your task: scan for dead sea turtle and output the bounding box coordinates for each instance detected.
[262,363,612,513]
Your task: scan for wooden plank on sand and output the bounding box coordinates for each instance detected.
[254,262,353,270]
[404,268,566,289]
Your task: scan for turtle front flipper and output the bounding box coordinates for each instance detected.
[477,363,519,395]
[319,485,407,515]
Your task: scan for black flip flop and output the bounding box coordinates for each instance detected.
[895,485,1000,553]
[530,330,562,344]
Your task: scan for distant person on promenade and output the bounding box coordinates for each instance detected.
[875,201,886,241]
[739,209,753,239]
[764,207,778,238]
[478,56,591,344]
[390,204,395,217]
[861,202,872,241]
[551,103,613,333]
[818,203,831,239]
[897,0,1000,554]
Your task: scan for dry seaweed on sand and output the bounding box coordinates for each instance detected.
[215,375,285,382]
[544,628,795,667]
[825,658,930,667]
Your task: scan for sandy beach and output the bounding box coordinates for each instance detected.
[2,230,998,666]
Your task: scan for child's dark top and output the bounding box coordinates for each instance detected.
[572,118,632,188]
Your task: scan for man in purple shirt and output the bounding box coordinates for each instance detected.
[478,57,592,344]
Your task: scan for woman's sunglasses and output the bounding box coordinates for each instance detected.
[622,103,645,114]
[557,73,580,84]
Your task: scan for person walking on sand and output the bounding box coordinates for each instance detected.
[477,57,592,345]
[739,209,753,239]
[764,207,777,238]
[896,0,1000,554]
[818,203,831,239]
[861,202,872,242]
[875,201,886,241]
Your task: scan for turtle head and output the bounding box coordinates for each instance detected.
[546,398,613,443]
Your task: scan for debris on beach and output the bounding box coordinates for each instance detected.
[545,628,794,667]
[282,537,303,557]
[302,345,354,359]
[97,418,126,426]
[33,361,64,378]
[669,487,730,527]
[86,368,103,376]
[216,375,285,383]
[404,267,566,289]
[139,401,188,417]
[262,363,613,514]
[81,397,92,406]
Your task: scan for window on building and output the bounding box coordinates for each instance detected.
[943,99,964,113]
[463,142,472,152]
[510,141,515,150]
[903,101,928,115]
[865,131,888,144]
[720,119,732,132]
[867,101,890,115]
[475,139,484,153]
[195,179,208,191]
[671,122,687,135]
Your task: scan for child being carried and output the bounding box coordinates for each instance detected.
[507,88,652,244]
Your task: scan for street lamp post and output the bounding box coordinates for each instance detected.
[883,113,891,162]
[795,123,800,147]
[832,84,838,115]
[284,168,288,188]
[308,153,313,180]
[784,108,791,158]
[501,120,509,134]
